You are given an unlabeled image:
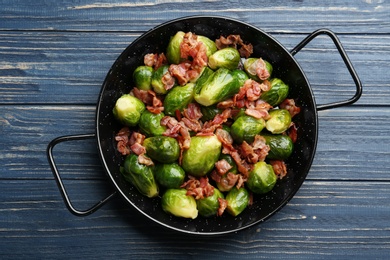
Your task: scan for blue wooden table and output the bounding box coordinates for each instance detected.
[1,1,389,259]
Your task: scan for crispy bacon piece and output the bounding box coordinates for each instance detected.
[169,62,191,86]
[217,198,228,216]
[245,108,269,119]
[239,141,259,164]
[132,88,153,105]
[130,142,146,155]
[198,108,232,136]
[230,150,250,177]
[215,159,232,176]
[144,53,167,69]
[183,103,203,120]
[161,71,175,91]
[279,98,301,118]
[287,122,298,143]
[270,160,288,179]
[256,58,271,80]
[178,122,191,150]
[129,131,145,146]
[215,34,253,58]
[180,176,214,200]
[115,127,131,155]
[138,154,154,166]
[217,98,235,109]
[131,88,164,114]
[181,117,202,132]
[235,174,246,189]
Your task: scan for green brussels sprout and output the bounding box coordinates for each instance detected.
[232,69,249,86]
[166,31,185,64]
[216,154,239,192]
[196,188,224,217]
[143,136,180,163]
[122,154,159,198]
[138,110,167,136]
[243,58,272,81]
[133,65,153,91]
[163,83,195,116]
[194,66,214,95]
[112,94,146,127]
[151,64,172,94]
[230,115,265,144]
[260,78,289,106]
[263,134,294,160]
[181,135,222,177]
[154,163,186,189]
[161,188,198,219]
[194,68,240,107]
[246,161,276,194]
[200,105,223,122]
[197,35,218,57]
[225,187,250,217]
[208,47,240,70]
[265,109,292,134]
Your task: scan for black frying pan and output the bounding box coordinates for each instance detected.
[47,16,362,235]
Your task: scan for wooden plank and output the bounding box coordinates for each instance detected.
[0,179,389,258]
[0,32,388,105]
[0,0,389,33]
[1,105,389,181]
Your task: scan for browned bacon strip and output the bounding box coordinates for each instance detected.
[279,98,301,118]
[180,176,214,200]
[270,160,288,179]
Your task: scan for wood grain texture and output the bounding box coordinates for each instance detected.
[0,32,389,105]
[1,0,389,258]
[1,180,389,259]
[1,0,389,33]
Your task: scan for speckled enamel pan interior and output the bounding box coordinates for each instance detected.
[96,16,318,235]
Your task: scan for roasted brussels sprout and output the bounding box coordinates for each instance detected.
[230,115,265,144]
[260,78,289,106]
[208,47,240,70]
[225,187,250,217]
[246,161,276,194]
[122,154,159,198]
[138,110,167,136]
[112,94,145,127]
[143,136,180,163]
[181,135,222,177]
[232,69,249,87]
[196,188,224,217]
[194,68,240,107]
[263,134,294,160]
[163,83,195,116]
[161,188,198,219]
[243,58,272,81]
[151,64,172,94]
[166,31,185,64]
[197,35,218,57]
[133,65,153,91]
[265,109,292,134]
[154,163,186,189]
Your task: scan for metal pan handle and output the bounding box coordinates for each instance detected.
[47,133,117,216]
[290,28,362,111]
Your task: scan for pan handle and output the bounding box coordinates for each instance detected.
[290,29,362,111]
[47,133,117,216]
